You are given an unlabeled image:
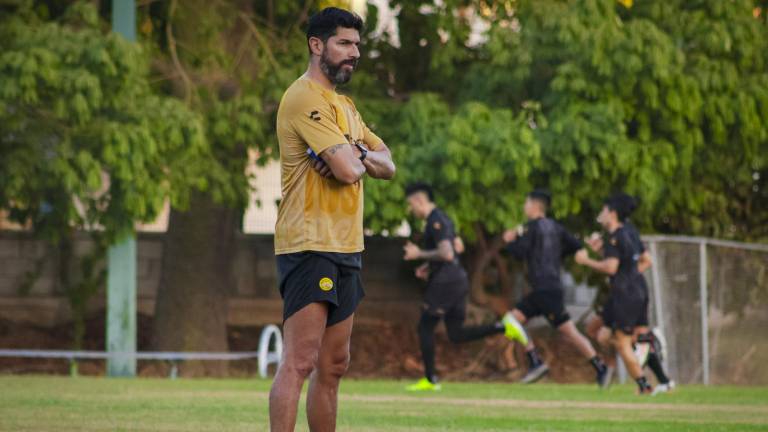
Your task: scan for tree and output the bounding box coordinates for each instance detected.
[139,0,309,373]
[0,1,206,349]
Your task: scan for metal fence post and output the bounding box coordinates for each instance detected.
[107,0,137,378]
[649,241,669,371]
[699,240,710,385]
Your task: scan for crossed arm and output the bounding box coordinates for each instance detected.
[313,142,395,183]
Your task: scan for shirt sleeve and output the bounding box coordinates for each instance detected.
[342,95,384,151]
[289,92,349,155]
[428,214,454,244]
[560,226,583,257]
[603,233,621,260]
[362,121,384,151]
[506,223,533,260]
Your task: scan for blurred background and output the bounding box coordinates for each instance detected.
[0,0,767,385]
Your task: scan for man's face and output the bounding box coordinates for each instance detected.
[318,27,360,85]
[597,206,613,229]
[407,193,429,219]
[523,198,536,219]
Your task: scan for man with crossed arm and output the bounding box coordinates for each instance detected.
[270,8,395,431]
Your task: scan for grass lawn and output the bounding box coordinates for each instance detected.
[1,376,767,431]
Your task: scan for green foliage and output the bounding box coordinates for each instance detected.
[0,1,207,243]
[362,0,768,241]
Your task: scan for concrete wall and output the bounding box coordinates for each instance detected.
[0,231,424,327]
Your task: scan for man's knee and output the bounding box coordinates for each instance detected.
[318,350,351,381]
[444,323,462,344]
[512,309,528,324]
[283,349,320,379]
[556,320,574,334]
[597,329,612,348]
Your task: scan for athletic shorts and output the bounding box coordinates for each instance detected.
[516,289,570,328]
[423,277,469,321]
[602,294,648,335]
[276,252,364,327]
[422,294,468,324]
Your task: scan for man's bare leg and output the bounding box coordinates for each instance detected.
[306,314,354,432]
[557,320,597,358]
[269,303,329,432]
[614,328,652,393]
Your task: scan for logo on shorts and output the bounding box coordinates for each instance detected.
[433,221,441,230]
[319,277,334,292]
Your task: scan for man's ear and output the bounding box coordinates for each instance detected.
[308,36,324,56]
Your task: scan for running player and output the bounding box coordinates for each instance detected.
[587,221,675,395]
[270,8,396,431]
[575,194,654,394]
[501,190,610,386]
[402,183,526,391]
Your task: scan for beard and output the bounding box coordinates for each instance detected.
[320,50,357,85]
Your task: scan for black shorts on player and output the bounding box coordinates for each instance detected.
[506,216,582,327]
[602,224,649,335]
[601,294,648,335]
[516,289,571,328]
[277,252,365,327]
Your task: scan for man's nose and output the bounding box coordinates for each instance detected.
[350,44,360,59]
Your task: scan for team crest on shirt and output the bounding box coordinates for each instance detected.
[610,238,617,246]
[433,221,442,230]
[319,277,334,292]
[309,110,321,121]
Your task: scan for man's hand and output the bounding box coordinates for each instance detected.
[403,241,422,261]
[311,159,334,178]
[586,232,603,253]
[415,263,430,281]
[503,229,518,243]
[453,237,465,254]
[575,249,590,265]
[359,142,396,180]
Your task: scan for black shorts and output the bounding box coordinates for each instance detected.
[516,289,570,328]
[276,252,364,327]
[423,276,469,321]
[602,294,648,335]
[423,293,468,323]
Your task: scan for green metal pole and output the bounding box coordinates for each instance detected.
[107,0,137,378]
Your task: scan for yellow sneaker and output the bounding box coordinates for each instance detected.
[405,378,442,392]
[503,312,529,345]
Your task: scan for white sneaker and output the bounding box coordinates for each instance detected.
[651,380,676,396]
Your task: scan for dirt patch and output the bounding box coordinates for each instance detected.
[0,312,602,382]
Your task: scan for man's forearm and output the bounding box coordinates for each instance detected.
[583,257,616,275]
[362,148,395,179]
[417,248,451,261]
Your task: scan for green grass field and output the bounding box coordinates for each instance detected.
[1,376,767,431]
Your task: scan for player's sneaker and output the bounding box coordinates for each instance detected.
[520,363,549,384]
[406,378,442,392]
[651,380,676,396]
[502,312,529,346]
[597,365,614,389]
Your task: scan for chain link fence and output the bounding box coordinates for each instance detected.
[645,236,768,386]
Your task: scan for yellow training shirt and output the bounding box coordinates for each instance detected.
[274,77,383,255]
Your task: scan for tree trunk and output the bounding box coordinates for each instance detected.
[152,192,237,376]
[467,224,511,317]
